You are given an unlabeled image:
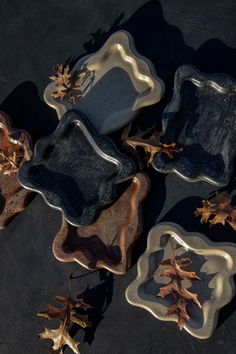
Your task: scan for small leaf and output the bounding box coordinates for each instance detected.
[122,125,182,167]
[39,324,80,354]
[160,258,201,281]
[195,192,236,231]
[0,134,25,176]
[50,64,93,103]
[38,295,92,354]
[157,251,201,330]
[166,298,190,330]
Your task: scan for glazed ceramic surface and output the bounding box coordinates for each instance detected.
[44,30,165,134]
[0,112,33,228]
[153,65,236,186]
[18,110,136,226]
[53,173,150,275]
[126,222,236,339]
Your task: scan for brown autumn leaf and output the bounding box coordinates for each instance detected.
[121,125,182,167]
[39,324,80,354]
[159,278,201,308]
[227,209,236,230]
[166,297,190,330]
[50,64,93,103]
[159,258,201,281]
[157,255,201,330]
[0,130,24,176]
[38,295,92,354]
[195,192,236,231]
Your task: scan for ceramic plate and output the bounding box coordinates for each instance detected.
[126,222,236,339]
[44,30,165,134]
[18,110,136,226]
[53,173,150,275]
[153,65,236,186]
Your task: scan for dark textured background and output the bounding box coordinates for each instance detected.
[0,1,235,353]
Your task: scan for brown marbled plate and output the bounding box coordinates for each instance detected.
[53,173,150,275]
[0,112,33,228]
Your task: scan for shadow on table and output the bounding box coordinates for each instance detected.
[69,270,114,345]
[0,81,58,142]
[80,0,236,130]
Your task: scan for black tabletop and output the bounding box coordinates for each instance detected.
[0,1,235,353]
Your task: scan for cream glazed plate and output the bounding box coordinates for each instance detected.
[126,222,236,339]
[44,30,165,134]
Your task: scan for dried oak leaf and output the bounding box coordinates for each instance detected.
[194,192,236,231]
[121,125,182,167]
[39,324,80,354]
[159,258,201,281]
[0,132,24,176]
[157,257,201,330]
[159,278,201,308]
[38,295,92,354]
[227,209,236,230]
[166,297,190,329]
[50,64,93,103]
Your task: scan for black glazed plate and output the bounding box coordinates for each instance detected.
[153,65,236,186]
[17,110,136,226]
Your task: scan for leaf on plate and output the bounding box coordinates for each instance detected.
[38,295,92,354]
[157,253,201,330]
[50,64,94,103]
[194,192,236,231]
[0,132,24,176]
[121,125,182,167]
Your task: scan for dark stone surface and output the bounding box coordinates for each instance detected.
[153,65,236,186]
[18,110,135,226]
[0,1,235,354]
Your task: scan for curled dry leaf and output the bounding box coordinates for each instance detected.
[40,325,79,354]
[194,192,236,231]
[50,64,94,103]
[158,256,201,329]
[38,295,92,354]
[121,125,182,167]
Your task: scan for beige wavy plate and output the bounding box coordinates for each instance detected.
[44,30,165,134]
[126,222,236,339]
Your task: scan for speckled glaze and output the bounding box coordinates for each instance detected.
[126,222,236,339]
[153,65,236,186]
[44,30,165,134]
[18,110,136,226]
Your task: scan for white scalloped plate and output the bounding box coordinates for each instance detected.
[126,222,236,339]
[44,30,165,134]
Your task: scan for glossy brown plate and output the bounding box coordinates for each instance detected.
[0,112,33,228]
[53,173,150,275]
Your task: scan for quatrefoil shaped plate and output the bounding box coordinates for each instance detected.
[153,65,236,186]
[126,222,236,339]
[18,110,136,226]
[44,30,165,134]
